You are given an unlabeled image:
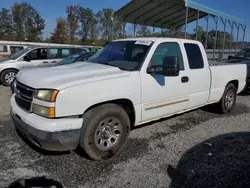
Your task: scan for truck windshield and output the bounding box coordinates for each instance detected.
[88,40,152,71]
[56,53,81,66]
[9,47,31,60]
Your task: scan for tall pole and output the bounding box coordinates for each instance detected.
[185,6,189,38]
[229,21,234,55]
[213,16,218,62]
[205,15,209,50]
[242,25,246,48]
[235,23,239,53]
[133,22,136,37]
[222,18,227,61]
[111,13,115,40]
[196,10,200,40]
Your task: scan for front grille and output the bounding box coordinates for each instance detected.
[14,81,35,112]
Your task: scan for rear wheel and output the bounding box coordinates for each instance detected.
[0,69,18,87]
[79,104,130,161]
[216,83,237,114]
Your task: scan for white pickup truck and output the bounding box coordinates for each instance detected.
[10,38,246,161]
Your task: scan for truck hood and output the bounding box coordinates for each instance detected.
[17,62,131,89]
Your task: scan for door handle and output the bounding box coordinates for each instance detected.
[43,61,49,64]
[181,76,189,83]
[51,61,57,63]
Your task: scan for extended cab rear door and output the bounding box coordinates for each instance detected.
[183,42,211,110]
[140,40,190,122]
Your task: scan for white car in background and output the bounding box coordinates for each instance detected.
[0,46,88,86]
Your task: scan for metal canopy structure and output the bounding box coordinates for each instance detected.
[114,0,247,61]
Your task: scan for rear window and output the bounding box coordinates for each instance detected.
[62,49,70,58]
[0,45,7,52]
[10,46,24,54]
[49,48,59,58]
[49,48,72,59]
[184,43,204,69]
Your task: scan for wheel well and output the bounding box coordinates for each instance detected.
[228,80,239,90]
[82,99,136,127]
[0,68,19,77]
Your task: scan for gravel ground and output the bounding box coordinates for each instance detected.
[1,86,250,188]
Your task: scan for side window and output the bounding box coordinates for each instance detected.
[151,42,184,70]
[62,48,70,58]
[0,45,7,52]
[49,48,59,59]
[184,43,204,69]
[28,48,48,60]
[74,48,87,53]
[10,46,24,54]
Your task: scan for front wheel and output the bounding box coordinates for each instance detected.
[0,69,18,87]
[79,104,130,161]
[216,83,237,114]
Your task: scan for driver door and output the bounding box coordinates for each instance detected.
[140,42,189,122]
[21,48,50,68]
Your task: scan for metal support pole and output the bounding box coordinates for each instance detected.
[161,28,164,37]
[133,22,136,37]
[205,15,209,50]
[153,27,156,34]
[213,16,218,61]
[111,14,115,40]
[185,6,189,38]
[242,25,246,48]
[221,18,227,61]
[235,23,239,53]
[229,21,234,55]
[196,10,200,40]
[122,23,125,37]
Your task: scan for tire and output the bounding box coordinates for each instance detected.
[0,69,18,87]
[79,103,130,161]
[216,83,237,114]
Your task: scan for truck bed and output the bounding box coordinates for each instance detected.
[207,63,247,104]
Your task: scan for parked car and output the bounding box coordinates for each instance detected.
[228,48,250,61]
[0,46,88,86]
[10,38,246,161]
[0,44,28,58]
[55,51,96,66]
[227,48,250,91]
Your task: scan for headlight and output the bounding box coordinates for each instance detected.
[34,89,59,102]
[32,104,55,118]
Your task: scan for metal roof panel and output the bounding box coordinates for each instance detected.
[114,0,246,30]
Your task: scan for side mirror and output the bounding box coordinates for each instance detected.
[147,56,179,77]
[228,55,233,60]
[23,55,30,62]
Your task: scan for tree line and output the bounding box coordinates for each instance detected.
[0,2,240,48]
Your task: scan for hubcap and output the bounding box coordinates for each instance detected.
[5,72,16,84]
[94,117,123,151]
[225,90,235,108]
